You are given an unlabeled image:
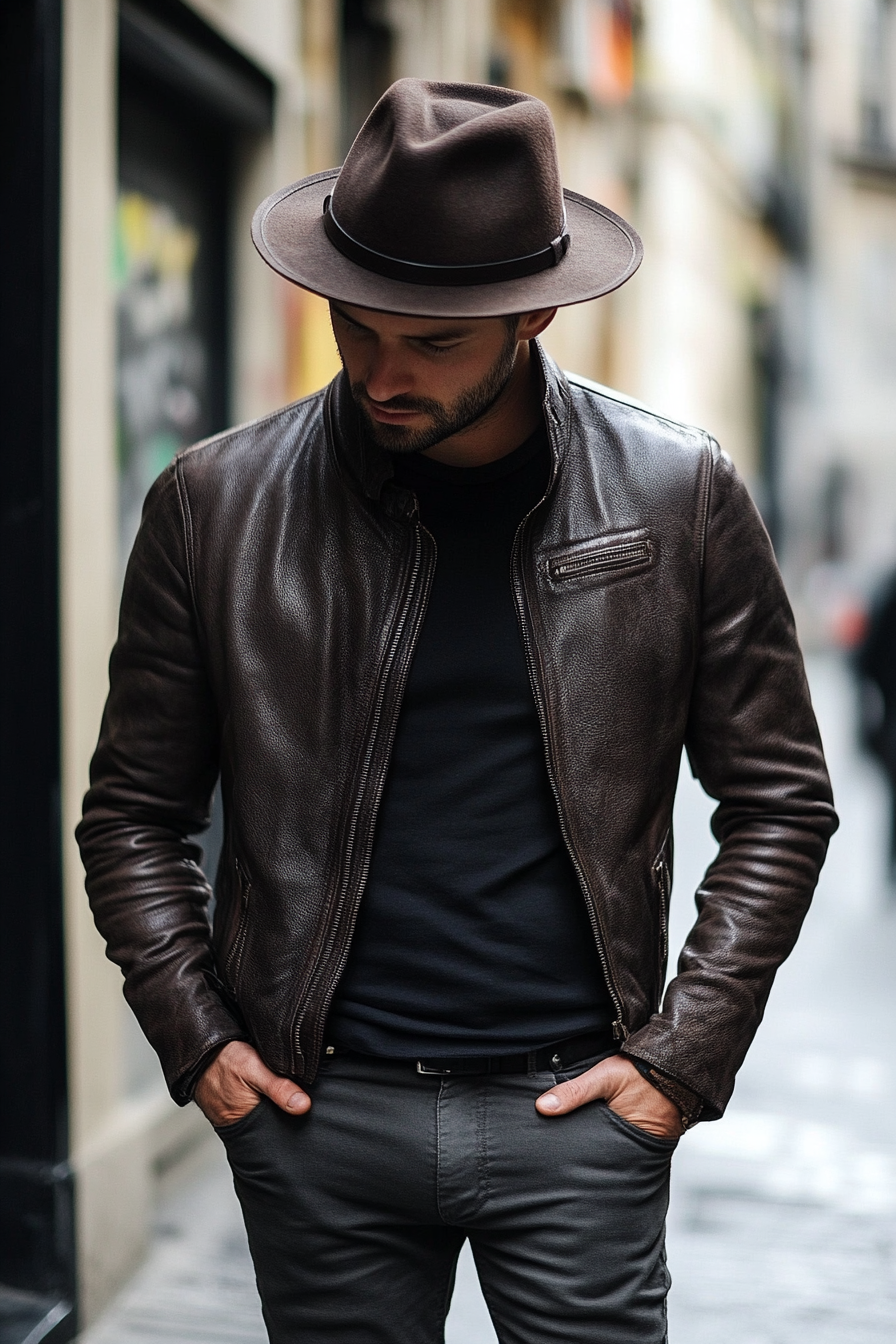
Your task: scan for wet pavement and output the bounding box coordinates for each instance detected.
[80,655,896,1343]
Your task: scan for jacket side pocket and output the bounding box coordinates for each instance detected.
[225,856,252,995]
[651,837,671,1001]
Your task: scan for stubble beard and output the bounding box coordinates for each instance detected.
[349,329,520,454]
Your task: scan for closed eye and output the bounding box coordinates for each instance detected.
[330,302,473,353]
[412,338,464,355]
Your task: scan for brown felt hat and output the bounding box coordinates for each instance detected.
[252,78,642,317]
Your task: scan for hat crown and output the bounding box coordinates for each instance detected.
[331,79,565,269]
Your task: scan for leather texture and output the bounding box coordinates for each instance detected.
[77,345,837,1116]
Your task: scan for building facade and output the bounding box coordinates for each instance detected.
[781,0,896,644]
[297,0,798,489]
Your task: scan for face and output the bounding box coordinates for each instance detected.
[330,302,521,453]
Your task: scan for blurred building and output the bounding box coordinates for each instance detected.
[780,0,896,645]
[0,2,833,1340]
[498,0,795,487]
[314,0,801,486]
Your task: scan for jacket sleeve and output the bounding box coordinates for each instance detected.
[76,462,247,1104]
[623,443,838,1119]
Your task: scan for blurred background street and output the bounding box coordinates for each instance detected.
[666,654,896,1344]
[77,654,896,1343]
[4,0,896,1339]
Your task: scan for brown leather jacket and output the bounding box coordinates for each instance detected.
[77,346,837,1118]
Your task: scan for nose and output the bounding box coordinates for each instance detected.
[362,346,414,404]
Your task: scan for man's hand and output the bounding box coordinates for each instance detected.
[535,1054,683,1139]
[194,1040,311,1127]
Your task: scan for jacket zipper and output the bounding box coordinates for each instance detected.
[549,539,650,582]
[652,850,670,991]
[510,445,628,1044]
[225,857,252,993]
[292,519,434,1073]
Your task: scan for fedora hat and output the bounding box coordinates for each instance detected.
[252,78,642,317]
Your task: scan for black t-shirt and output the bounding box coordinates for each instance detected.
[328,425,613,1056]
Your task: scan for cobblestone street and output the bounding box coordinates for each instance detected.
[80,655,896,1343]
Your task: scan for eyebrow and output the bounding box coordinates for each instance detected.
[331,303,475,342]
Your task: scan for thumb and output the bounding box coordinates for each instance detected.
[250,1057,311,1116]
[535,1057,621,1116]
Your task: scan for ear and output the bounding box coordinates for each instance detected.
[516,307,558,341]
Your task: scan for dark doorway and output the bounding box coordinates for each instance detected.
[340,0,394,156]
[116,0,274,564]
[116,80,230,563]
[0,0,74,1339]
[750,301,784,554]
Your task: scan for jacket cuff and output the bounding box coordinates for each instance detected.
[170,1032,250,1106]
[626,1054,704,1128]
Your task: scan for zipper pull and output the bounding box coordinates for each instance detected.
[381,482,418,523]
[612,1019,628,1042]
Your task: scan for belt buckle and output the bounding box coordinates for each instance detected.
[416,1060,451,1075]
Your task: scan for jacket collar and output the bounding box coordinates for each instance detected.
[327,338,571,504]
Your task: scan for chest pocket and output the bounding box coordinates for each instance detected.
[545,531,655,587]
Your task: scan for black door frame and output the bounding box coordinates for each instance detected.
[0,0,74,1341]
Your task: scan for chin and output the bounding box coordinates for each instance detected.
[362,414,432,454]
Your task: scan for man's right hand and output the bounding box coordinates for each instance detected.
[194,1040,311,1127]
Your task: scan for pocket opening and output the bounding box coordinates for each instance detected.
[547,537,653,583]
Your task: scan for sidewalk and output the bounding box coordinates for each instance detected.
[80,656,896,1342]
[79,1141,264,1344]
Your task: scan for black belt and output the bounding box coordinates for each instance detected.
[324,1030,616,1077]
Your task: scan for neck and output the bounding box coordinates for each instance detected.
[421,340,544,468]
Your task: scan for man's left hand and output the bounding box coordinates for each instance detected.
[535,1054,684,1138]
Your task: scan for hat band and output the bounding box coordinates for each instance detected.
[322,196,570,287]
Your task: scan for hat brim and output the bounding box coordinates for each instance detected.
[252,169,642,318]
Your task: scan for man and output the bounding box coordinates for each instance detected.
[78,80,837,1343]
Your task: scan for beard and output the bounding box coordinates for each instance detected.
[349,328,519,454]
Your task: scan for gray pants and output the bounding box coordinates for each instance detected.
[216,1051,676,1343]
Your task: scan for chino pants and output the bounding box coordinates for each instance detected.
[216,1051,676,1344]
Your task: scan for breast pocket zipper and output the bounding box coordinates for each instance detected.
[548,539,652,582]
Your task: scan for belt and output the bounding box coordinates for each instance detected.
[324,1030,615,1077]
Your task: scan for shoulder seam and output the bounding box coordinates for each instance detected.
[173,459,198,611]
[564,370,707,441]
[698,433,718,575]
[176,388,328,464]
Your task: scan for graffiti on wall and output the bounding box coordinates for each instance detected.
[115,189,206,565]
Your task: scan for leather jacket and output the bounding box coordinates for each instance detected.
[77,345,837,1119]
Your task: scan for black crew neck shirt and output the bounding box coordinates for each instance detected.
[328,425,613,1057]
